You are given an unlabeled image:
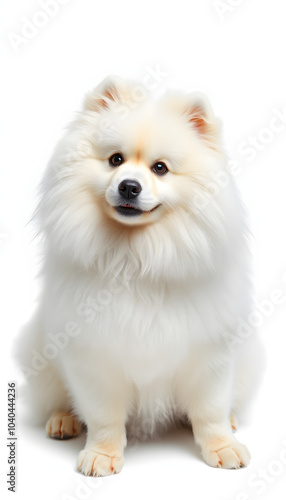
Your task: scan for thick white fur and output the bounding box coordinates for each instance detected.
[17,76,264,475]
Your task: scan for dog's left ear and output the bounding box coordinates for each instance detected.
[184,93,220,148]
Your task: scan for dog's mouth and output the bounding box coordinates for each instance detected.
[115,203,161,217]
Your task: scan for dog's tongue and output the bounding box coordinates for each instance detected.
[122,204,133,208]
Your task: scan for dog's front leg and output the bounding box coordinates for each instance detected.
[180,350,251,469]
[72,366,130,477]
[78,409,127,477]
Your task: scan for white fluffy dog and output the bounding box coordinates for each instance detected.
[18,76,264,476]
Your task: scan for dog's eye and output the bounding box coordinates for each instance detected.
[151,162,168,175]
[109,153,124,167]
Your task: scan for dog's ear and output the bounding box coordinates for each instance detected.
[163,91,220,149]
[185,93,214,134]
[184,92,220,148]
[84,75,127,112]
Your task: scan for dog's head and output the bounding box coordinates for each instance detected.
[40,77,238,279]
[82,76,221,228]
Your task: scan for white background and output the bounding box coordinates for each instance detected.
[1,1,286,499]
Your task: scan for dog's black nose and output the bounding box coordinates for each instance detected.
[118,179,142,199]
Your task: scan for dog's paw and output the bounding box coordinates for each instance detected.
[46,410,82,439]
[77,448,124,477]
[202,438,251,469]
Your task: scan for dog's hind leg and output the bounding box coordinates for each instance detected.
[231,332,266,422]
[15,312,72,425]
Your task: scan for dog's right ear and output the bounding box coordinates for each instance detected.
[84,75,127,112]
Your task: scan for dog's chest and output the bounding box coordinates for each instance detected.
[75,280,197,373]
[45,272,223,382]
